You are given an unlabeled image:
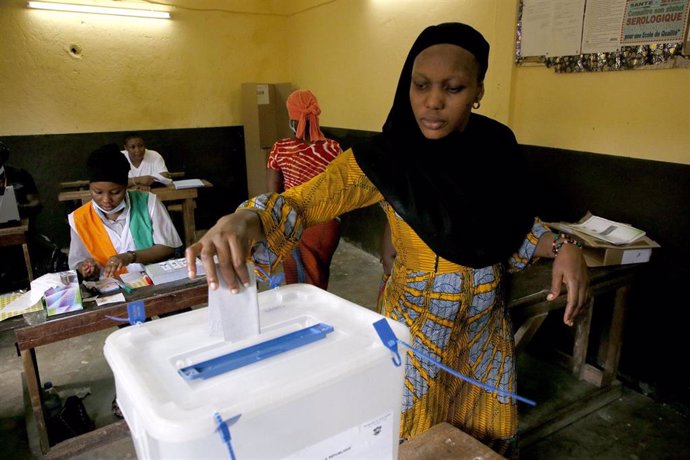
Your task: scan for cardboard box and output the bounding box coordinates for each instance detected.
[581,235,660,267]
[548,222,660,267]
[241,82,293,197]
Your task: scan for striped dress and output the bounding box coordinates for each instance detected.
[267,138,341,190]
[245,150,546,456]
[266,138,343,289]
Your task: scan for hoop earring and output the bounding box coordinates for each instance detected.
[472,101,481,109]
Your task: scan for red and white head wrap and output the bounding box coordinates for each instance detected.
[286,89,325,142]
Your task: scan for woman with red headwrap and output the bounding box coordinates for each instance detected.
[265,89,343,289]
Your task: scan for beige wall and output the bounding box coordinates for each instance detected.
[285,0,689,165]
[0,0,289,135]
[286,0,513,131]
[510,65,690,164]
[1,0,688,165]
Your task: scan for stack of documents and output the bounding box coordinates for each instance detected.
[1,271,84,321]
[547,213,659,267]
[172,179,205,190]
[555,214,645,246]
[1,290,42,321]
[145,257,205,285]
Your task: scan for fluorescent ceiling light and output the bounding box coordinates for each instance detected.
[27,1,171,19]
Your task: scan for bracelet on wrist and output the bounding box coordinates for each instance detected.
[128,250,137,263]
[551,233,583,257]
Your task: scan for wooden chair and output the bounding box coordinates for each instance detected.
[0,219,33,286]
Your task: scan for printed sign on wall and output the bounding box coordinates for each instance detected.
[622,0,690,45]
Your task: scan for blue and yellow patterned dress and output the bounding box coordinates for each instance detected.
[240,149,547,454]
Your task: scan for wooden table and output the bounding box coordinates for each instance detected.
[57,181,212,247]
[507,260,638,446]
[12,260,639,457]
[59,173,188,192]
[399,422,505,459]
[0,218,33,285]
[15,276,208,457]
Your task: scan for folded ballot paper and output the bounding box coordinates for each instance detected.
[207,262,260,343]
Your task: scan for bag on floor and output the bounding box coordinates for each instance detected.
[48,395,95,444]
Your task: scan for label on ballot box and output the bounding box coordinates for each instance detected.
[144,257,205,285]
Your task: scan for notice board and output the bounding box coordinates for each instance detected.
[517,0,690,72]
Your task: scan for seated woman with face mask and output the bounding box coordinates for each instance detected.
[68,143,182,280]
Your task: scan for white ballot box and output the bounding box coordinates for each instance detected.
[104,284,410,460]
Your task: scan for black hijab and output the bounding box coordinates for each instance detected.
[352,22,533,268]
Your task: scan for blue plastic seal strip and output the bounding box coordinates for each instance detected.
[214,412,241,460]
[178,323,335,381]
[373,318,402,366]
[104,300,146,325]
[372,318,536,406]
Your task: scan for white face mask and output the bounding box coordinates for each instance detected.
[92,199,126,215]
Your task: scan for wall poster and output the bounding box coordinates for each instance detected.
[516,0,690,72]
[622,0,690,45]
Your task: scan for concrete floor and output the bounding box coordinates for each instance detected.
[1,239,689,459]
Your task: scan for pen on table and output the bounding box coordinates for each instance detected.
[115,279,134,294]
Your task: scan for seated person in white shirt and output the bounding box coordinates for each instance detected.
[68,143,182,280]
[121,132,173,189]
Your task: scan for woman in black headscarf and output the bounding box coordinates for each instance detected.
[187,23,589,455]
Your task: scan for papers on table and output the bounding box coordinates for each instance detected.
[95,293,126,306]
[1,271,84,322]
[554,213,646,245]
[145,257,205,285]
[82,271,152,296]
[1,290,42,321]
[83,278,119,295]
[547,212,658,267]
[172,179,205,190]
[152,172,173,186]
[120,271,153,289]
